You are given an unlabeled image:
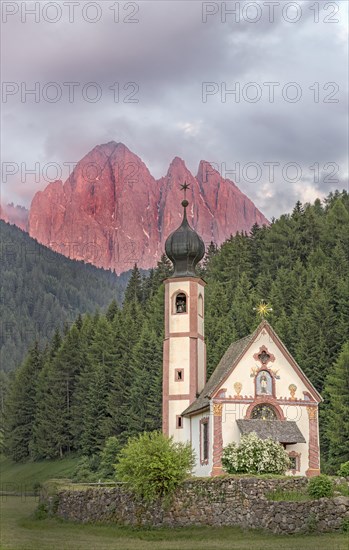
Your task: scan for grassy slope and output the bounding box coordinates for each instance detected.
[1,497,348,550]
[0,455,79,493]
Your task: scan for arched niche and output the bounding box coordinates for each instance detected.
[171,291,188,314]
[255,369,274,397]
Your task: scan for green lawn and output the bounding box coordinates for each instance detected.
[0,455,79,493]
[0,497,348,550]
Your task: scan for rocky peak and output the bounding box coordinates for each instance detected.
[27,142,269,272]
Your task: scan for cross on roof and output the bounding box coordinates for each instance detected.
[253,301,273,318]
[180,181,190,199]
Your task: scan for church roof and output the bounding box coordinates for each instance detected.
[182,320,322,416]
[236,419,306,444]
[165,198,205,277]
[182,331,255,415]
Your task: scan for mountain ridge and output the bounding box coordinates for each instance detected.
[3,142,269,273]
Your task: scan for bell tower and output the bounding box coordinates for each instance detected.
[163,185,206,443]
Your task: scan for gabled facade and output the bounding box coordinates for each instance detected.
[163,196,322,477]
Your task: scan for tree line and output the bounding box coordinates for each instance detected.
[0,220,132,372]
[2,191,349,472]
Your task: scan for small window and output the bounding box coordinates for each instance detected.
[288,452,301,472]
[176,415,183,429]
[175,369,184,381]
[198,294,203,317]
[203,422,209,461]
[175,293,186,313]
[200,418,209,464]
[289,455,297,470]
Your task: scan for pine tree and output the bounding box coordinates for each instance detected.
[128,326,163,434]
[78,363,110,455]
[0,371,10,452]
[106,299,119,322]
[4,342,43,461]
[154,254,173,283]
[123,264,142,304]
[31,326,85,458]
[104,310,139,440]
[73,316,118,453]
[294,284,336,393]
[323,342,349,471]
[230,272,256,338]
[200,241,218,276]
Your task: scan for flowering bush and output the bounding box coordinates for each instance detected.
[222,432,290,475]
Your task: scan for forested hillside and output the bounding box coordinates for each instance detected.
[3,191,349,472]
[0,221,131,372]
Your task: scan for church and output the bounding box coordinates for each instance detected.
[162,193,322,477]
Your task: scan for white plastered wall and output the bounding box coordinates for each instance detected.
[190,411,212,477]
[168,281,190,333]
[168,337,190,395]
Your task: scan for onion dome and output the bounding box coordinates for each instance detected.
[165,199,205,277]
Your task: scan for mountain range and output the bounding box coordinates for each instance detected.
[2,142,268,273]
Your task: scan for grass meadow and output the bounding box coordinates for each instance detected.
[1,456,348,550]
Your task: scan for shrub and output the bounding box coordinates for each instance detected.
[72,455,100,482]
[341,517,349,533]
[98,436,123,479]
[338,461,349,477]
[115,431,195,502]
[222,432,290,475]
[34,502,48,520]
[308,474,334,499]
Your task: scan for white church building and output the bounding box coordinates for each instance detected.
[162,195,322,477]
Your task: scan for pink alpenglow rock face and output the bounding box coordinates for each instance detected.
[28,142,269,273]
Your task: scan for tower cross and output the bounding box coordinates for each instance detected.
[180,181,190,200]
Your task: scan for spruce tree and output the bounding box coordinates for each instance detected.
[31,326,85,458]
[123,264,143,304]
[4,342,43,461]
[128,327,163,434]
[324,342,349,471]
[104,310,139,440]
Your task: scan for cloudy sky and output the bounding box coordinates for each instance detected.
[1,0,348,219]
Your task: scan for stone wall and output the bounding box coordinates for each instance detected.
[42,477,349,534]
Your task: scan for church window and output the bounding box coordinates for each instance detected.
[176,415,183,429]
[251,404,277,420]
[175,293,187,313]
[288,451,301,473]
[198,294,203,317]
[175,369,184,381]
[200,418,209,464]
[258,349,271,364]
[203,422,209,460]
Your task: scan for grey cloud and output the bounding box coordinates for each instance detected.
[1,0,348,219]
